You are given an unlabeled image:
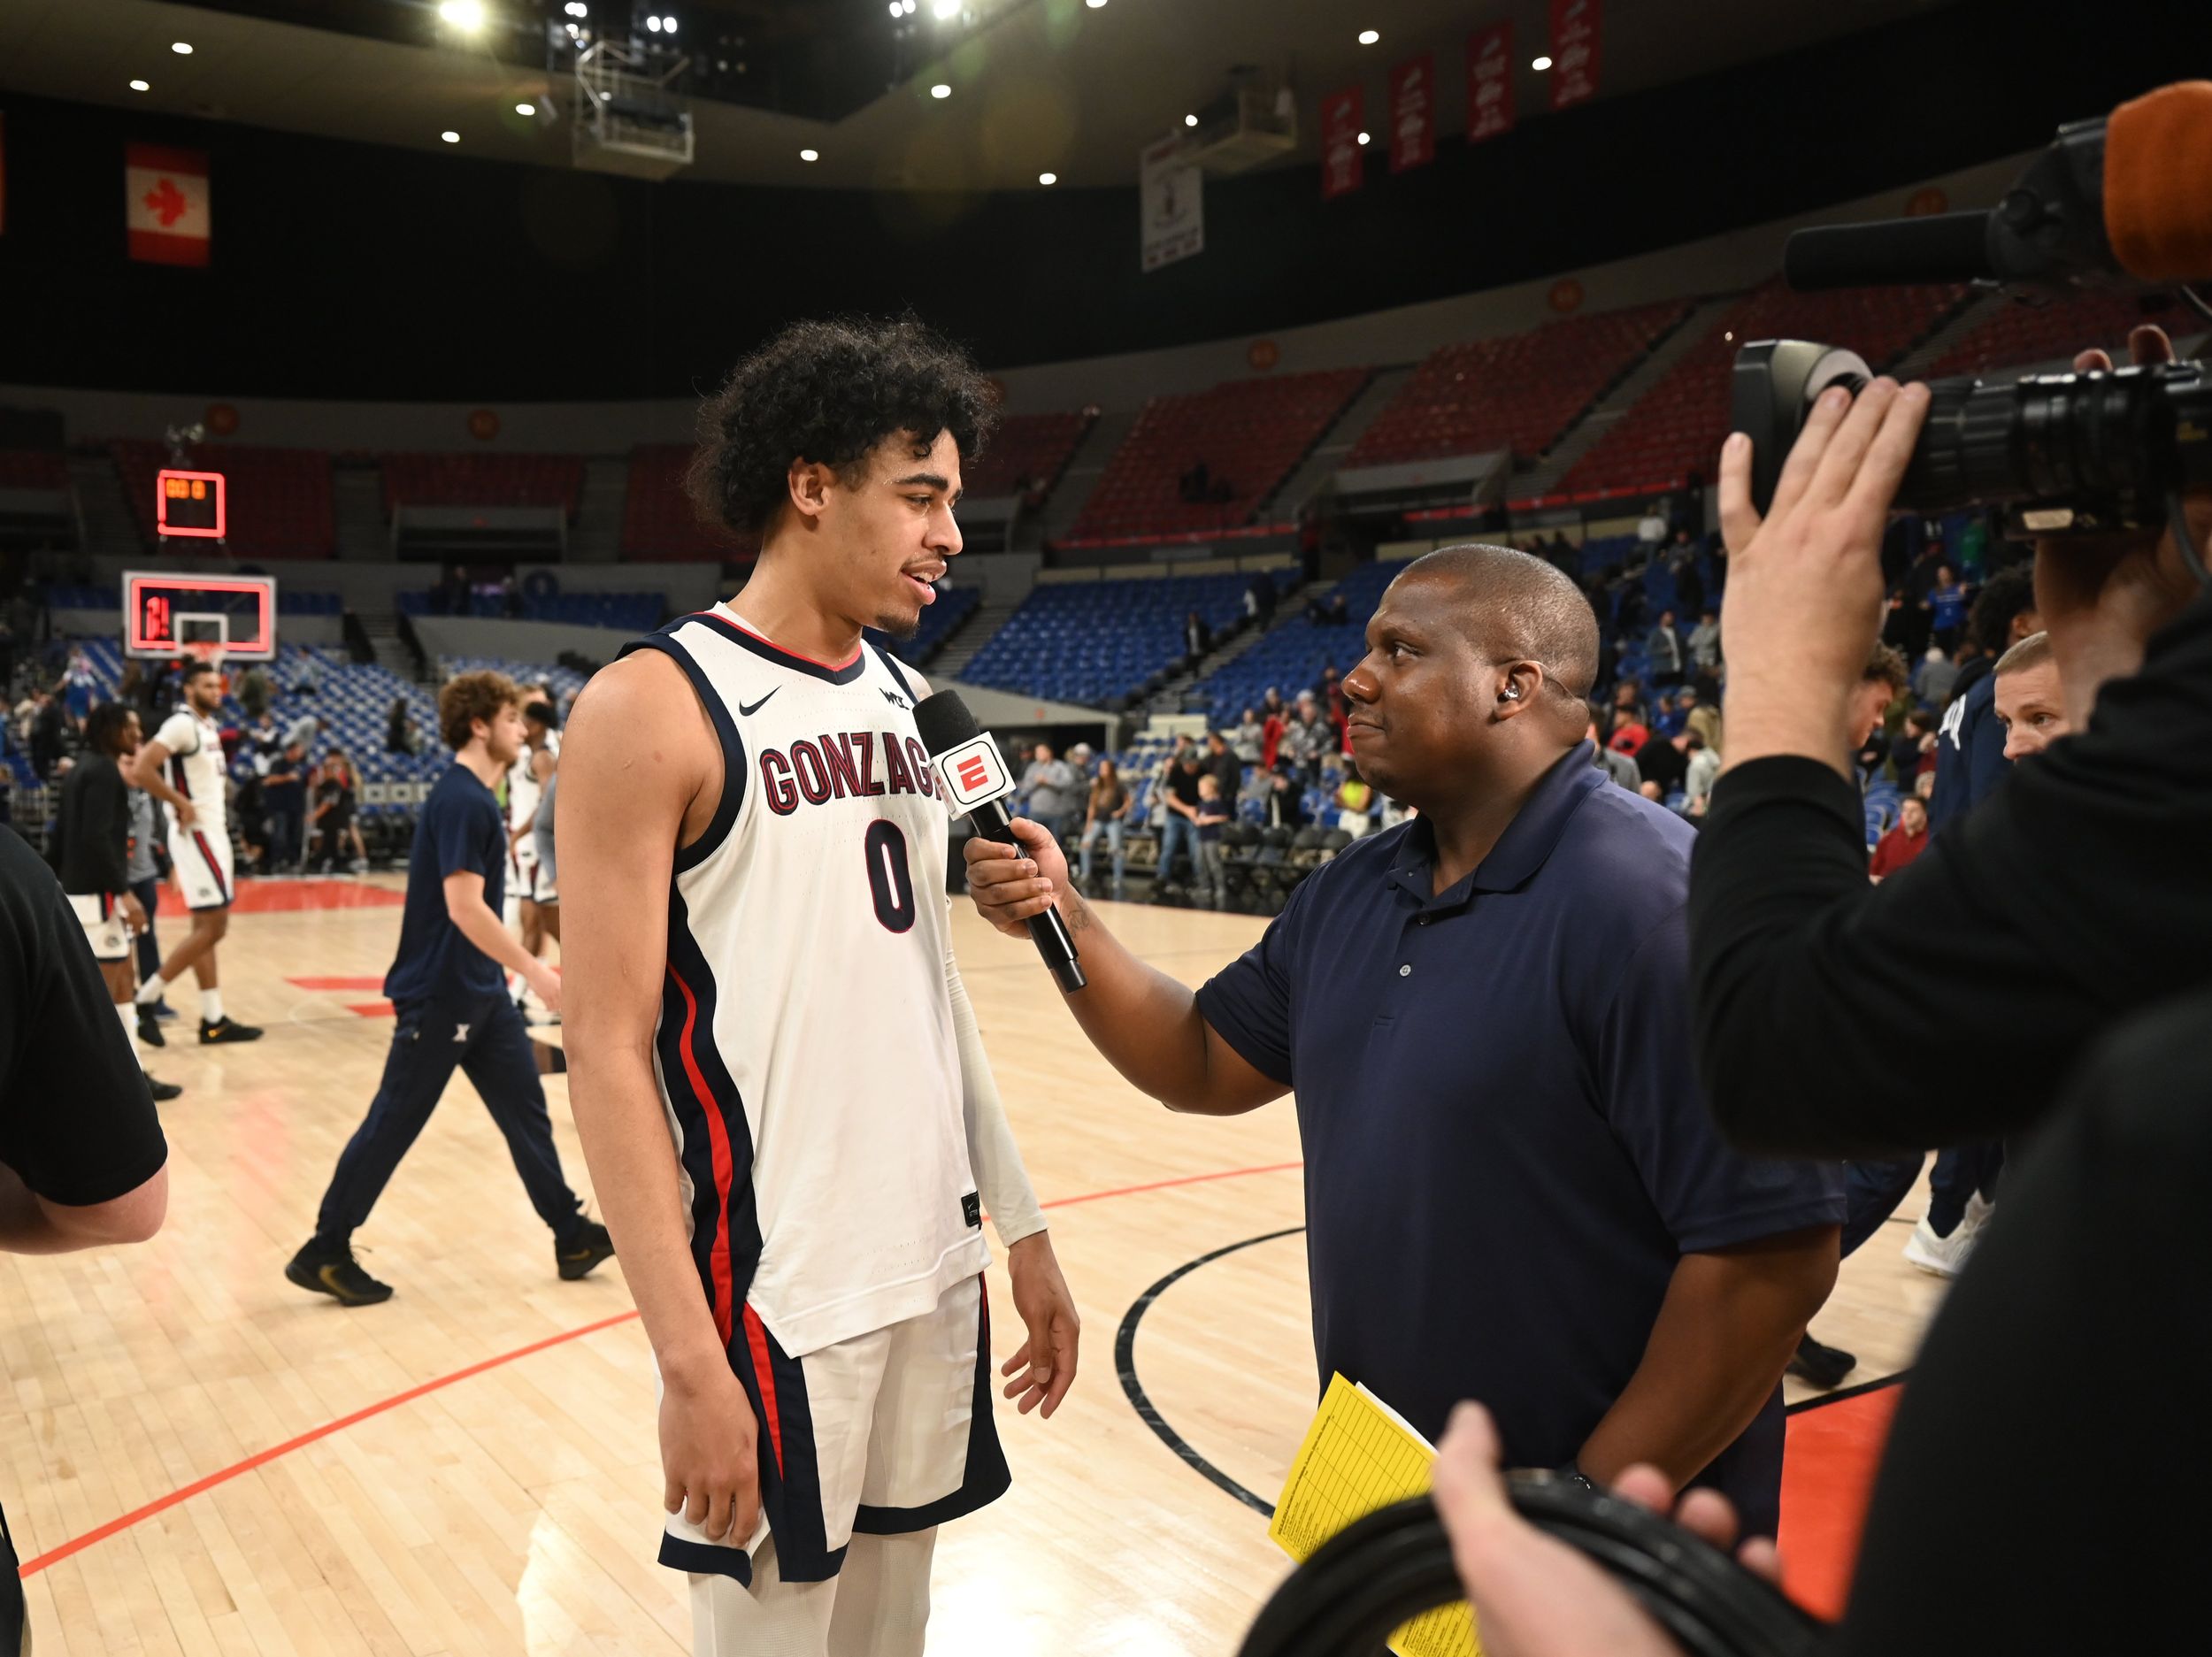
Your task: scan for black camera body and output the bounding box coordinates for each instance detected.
[1730,340,2211,536]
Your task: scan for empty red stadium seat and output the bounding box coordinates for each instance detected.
[1068,368,1368,543]
[1926,288,2189,378]
[380,452,584,518]
[1348,301,1689,468]
[621,444,755,561]
[1557,280,1965,499]
[961,410,1094,500]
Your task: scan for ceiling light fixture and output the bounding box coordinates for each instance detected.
[515,102,535,115]
[171,41,193,54]
[441,130,460,142]
[930,82,951,98]
[1532,55,1553,71]
[1357,28,1379,45]
[646,14,661,29]
[1039,172,1056,185]
[1356,130,1371,145]
[1184,113,1197,127]
[932,0,960,18]
[129,78,150,91]
[1086,0,1107,8]
[888,1,902,12]
[662,15,676,31]
[902,0,917,12]
[801,148,819,161]
[435,0,485,30]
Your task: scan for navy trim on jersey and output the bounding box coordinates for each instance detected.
[618,627,749,874]
[868,642,923,703]
[851,1276,1010,1537]
[740,1316,848,1584]
[687,610,869,686]
[656,1534,753,1588]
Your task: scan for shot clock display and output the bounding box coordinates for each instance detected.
[156,468,227,539]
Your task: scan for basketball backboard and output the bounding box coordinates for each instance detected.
[122,571,278,661]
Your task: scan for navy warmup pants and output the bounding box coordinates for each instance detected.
[313,991,583,1247]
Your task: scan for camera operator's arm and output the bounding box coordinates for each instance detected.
[1692,380,2212,1159]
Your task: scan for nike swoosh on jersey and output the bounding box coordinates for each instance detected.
[737,689,779,717]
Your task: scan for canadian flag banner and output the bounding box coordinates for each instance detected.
[1549,0,1601,111]
[1387,53,1435,173]
[126,143,211,266]
[1319,86,1364,201]
[1466,23,1515,143]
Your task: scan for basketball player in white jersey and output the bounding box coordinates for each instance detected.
[130,659,263,1045]
[559,317,1079,1657]
[507,694,561,954]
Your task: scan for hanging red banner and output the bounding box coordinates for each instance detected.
[1549,0,1601,110]
[1466,23,1515,143]
[1387,53,1435,173]
[1320,86,1364,200]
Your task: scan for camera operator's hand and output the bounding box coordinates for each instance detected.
[1717,376,1930,775]
[1432,1402,1783,1657]
[2035,325,2211,729]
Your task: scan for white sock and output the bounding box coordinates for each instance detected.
[117,1001,141,1060]
[136,974,168,1006]
[200,988,224,1024]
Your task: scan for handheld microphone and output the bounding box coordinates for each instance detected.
[1783,81,2212,293]
[913,689,1087,994]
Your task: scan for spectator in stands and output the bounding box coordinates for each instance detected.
[1587,721,1639,791]
[1687,608,1723,673]
[1305,591,1333,625]
[1893,709,1939,785]
[1279,692,1331,783]
[1915,643,1962,707]
[1231,708,1264,765]
[310,748,366,874]
[291,653,323,697]
[1325,594,1351,626]
[1183,609,1211,664]
[1926,565,1970,653]
[246,710,283,760]
[1179,458,1212,504]
[387,696,420,756]
[1652,693,1686,740]
[284,710,326,755]
[1192,776,1231,909]
[1018,742,1079,848]
[1610,678,1645,723]
[1929,564,2040,830]
[1260,688,1288,769]
[1246,572,1277,627]
[1869,795,1930,884]
[1607,713,1650,761]
[1684,686,1723,758]
[1156,746,1205,887]
[1204,731,1241,802]
[1333,763,1375,837]
[1077,760,1131,898]
[236,664,273,720]
[1262,769,1308,830]
[1682,733,1718,818]
[264,742,308,873]
[29,690,66,780]
[1636,504,1668,548]
[1646,609,1686,688]
[1066,742,1095,783]
[1993,631,2068,762]
[1851,643,1912,786]
[1635,728,1692,803]
[1671,532,1707,617]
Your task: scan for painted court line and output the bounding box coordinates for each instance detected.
[16,1157,1305,1578]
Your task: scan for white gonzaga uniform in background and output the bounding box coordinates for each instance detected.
[620,605,1041,1655]
[507,730,559,903]
[154,706,234,909]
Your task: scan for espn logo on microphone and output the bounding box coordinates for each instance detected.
[933,734,1012,815]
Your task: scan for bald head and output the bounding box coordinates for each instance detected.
[1399,544,1599,704]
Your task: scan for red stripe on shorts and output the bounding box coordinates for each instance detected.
[741,1304,785,1477]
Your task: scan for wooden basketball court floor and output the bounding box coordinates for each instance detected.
[0,877,1947,1655]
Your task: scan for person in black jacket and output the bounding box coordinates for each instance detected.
[55,703,180,1101]
[1428,330,2212,1657]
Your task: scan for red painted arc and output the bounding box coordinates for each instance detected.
[16,1159,1309,1579]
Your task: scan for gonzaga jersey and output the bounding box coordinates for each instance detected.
[620,606,985,1360]
[153,708,227,830]
[507,732,558,857]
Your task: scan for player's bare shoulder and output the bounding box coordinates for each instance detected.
[563,650,720,820]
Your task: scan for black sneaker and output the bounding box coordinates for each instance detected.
[143,1071,183,1102]
[556,1220,616,1281]
[137,1006,166,1048]
[1787,1331,1858,1390]
[200,1016,265,1044]
[151,1000,180,1023]
[285,1239,394,1306]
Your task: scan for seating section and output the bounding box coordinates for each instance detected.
[1068,369,1369,544]
[864,583,980,668]
[381,453,584,517]
[1926,288,2191,378]
[622,445,758,560]
[111,441,337,557]
[396,588,663,631]
[1348,302,1690,468]
[0,450,68,489]
[1194,560,1403,727]
[1555,281,1964,500]
[963,572,1248,706]
[962,411,1094,500]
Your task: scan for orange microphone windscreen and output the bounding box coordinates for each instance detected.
[2105,81,2212,282]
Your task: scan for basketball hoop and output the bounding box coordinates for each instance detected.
[179,634,228,690]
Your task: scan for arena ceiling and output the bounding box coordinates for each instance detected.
[2,0,1954,190]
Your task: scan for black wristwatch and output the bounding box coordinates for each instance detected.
[1553,1461,1601,1496]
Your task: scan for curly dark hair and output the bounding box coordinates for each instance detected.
[440,670,518,752]
[686,315,998,540]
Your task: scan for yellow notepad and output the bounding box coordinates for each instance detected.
[1268,1373,1480,1657]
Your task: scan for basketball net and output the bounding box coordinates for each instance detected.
[180,639,229,692]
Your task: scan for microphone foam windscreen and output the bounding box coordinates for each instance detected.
[2106,81,2212,282]
[912,688,983,758]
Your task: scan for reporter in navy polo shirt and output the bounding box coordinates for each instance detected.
[964,545,1842,1536]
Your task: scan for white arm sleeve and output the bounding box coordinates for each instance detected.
[944,935,1048,1248]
